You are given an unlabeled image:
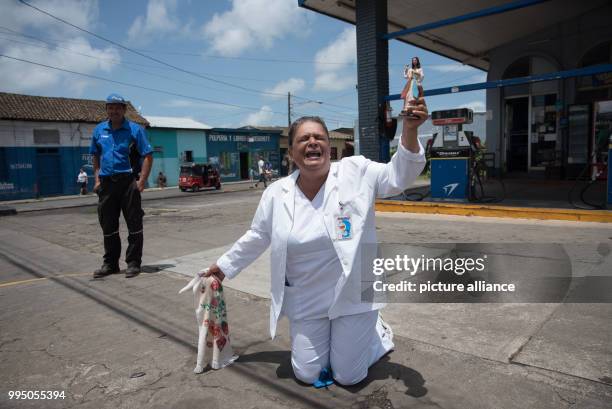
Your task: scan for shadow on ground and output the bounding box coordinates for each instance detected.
[142,264,175,273]
[237,351,427,397]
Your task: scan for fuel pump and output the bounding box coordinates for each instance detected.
[428,108,482,201]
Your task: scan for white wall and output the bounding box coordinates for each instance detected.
[0,120,96,147]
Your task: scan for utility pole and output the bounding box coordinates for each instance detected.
[287,92,291,127]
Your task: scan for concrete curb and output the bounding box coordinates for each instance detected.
[375,199,612,223]
[5,181,261,214]
[0,206,17,217]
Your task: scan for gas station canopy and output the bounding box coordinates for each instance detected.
[299,0,609,71]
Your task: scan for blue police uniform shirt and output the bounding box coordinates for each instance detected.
[89,119,152,177]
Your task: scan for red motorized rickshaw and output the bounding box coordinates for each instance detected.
[179,163,221,192]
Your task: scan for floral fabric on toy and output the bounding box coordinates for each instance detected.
[180,271,238,373]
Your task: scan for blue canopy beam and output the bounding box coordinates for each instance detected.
[384,64,612,101]
[382,0,550,40]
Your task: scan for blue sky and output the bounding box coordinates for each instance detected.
[0,0,486,130]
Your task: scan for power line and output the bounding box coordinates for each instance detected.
[291,94,357,112]
[0,28,358,117]
[136,50,406,67]
[1,21,398,67]
[322,90,357,102]
[13,2,382,109]
[16,0,298,99]
[0,25,325,86]
[0,34,310,98]
[10,3,362,108]
[0,54,292,117]
[292,110,353,125]
[0,27,480,99]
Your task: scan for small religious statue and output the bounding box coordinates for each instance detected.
[400,56,424,118]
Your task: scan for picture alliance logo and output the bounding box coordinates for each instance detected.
[443,183,459,196]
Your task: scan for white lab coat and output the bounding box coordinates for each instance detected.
[216,142,426,338]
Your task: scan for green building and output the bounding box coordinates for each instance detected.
[144,116,211,188]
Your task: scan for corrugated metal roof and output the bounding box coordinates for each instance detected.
[145,116,212,130]
[0,92,148,126]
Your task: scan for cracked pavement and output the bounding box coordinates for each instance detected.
[1,188,611,408]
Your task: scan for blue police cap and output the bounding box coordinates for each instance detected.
[106,93,127,105]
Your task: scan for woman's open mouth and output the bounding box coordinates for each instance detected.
[305,151,321,159]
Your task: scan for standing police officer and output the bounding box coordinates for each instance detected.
[90,94,153,279]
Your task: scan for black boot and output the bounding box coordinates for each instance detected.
[125,263,141,278]
[94,263,120,278]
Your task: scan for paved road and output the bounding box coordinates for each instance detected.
[0,187,611,408]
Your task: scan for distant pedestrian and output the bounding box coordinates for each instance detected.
[249,166,256,188]
[264,161,273,181]
[156,171,167,189]
[90,93,153,279]
[254,155,267,188]
[281,155,288,176]
[77,168,88,195]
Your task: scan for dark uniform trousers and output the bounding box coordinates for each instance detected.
[97,173,144,267]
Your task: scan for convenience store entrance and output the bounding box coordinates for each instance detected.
[504,93,560,176]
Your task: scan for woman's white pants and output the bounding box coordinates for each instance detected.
[289,310,394,386]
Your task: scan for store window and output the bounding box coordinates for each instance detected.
[218,152,238,178]
[530,94,558,168]
[183,150,193,162]
[33,129,60,145]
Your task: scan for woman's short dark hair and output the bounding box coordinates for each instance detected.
[288,116,329,147]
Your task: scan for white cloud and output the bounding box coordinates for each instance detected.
[460,100,486,112]
[161,99,243,112]
[162,99,205,108]
[243,105,274,126]
[128,0,189,44]
[0,0,99,35]
[203,0,312,57]
[430,64,476,73]
[469,72,488,83]
[0,35,120,95]
[265,78,305,99]
[0,0,122,95]
[314,28,356,92]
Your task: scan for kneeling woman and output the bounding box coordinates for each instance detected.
[205,101,427,386]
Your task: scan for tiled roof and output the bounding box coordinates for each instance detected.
[332,127,354,136]
[0,92,149,126]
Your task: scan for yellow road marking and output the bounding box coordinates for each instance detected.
[375,200,612,223]
[0,272,91,289]
[0,270,185,289]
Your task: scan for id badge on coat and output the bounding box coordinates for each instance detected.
[335,215,352,240]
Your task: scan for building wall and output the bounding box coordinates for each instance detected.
[146,128,207,187]
[177,129,207,163]
[0,120,98,200]
[485,3,612,171]
[147,128,178,187]
[330,139,347,160]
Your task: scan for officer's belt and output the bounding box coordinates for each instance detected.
[101,173,134,182]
